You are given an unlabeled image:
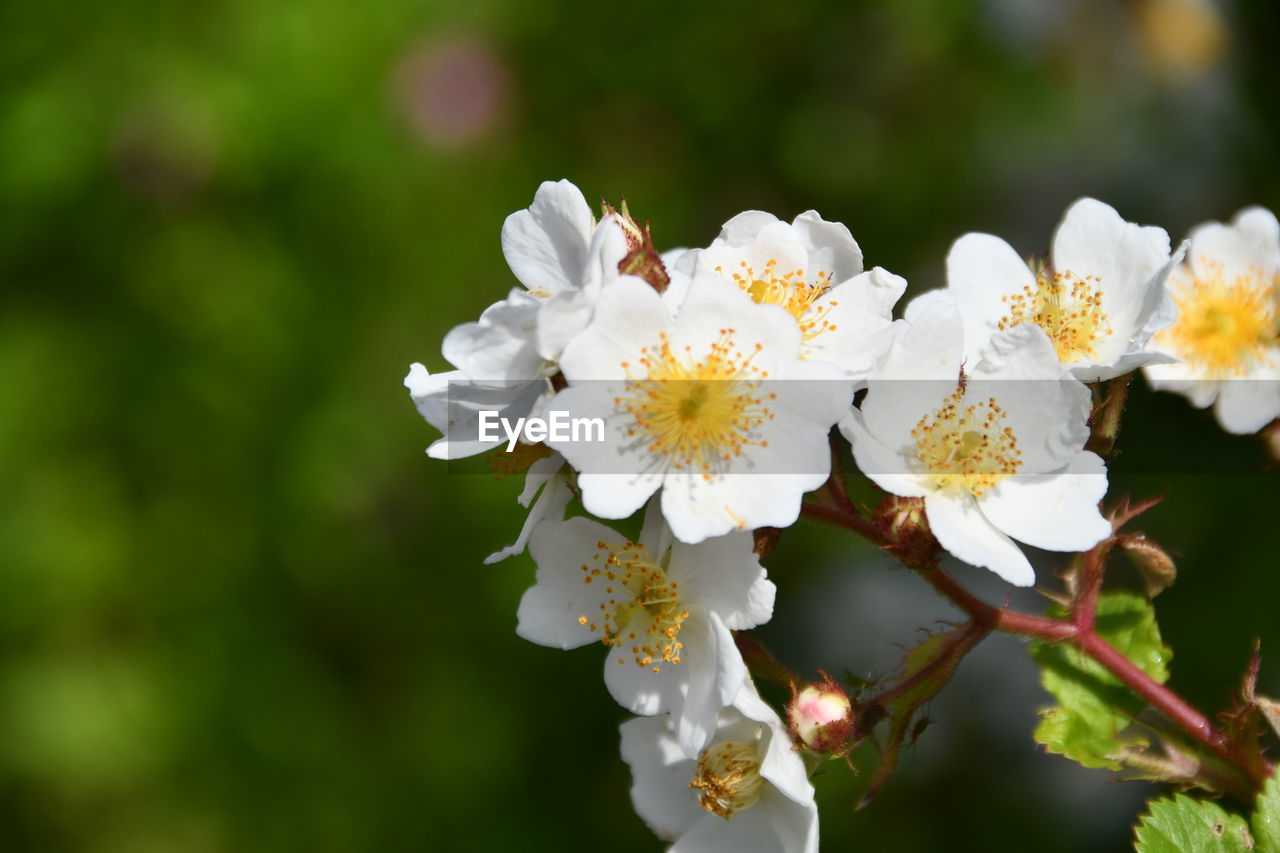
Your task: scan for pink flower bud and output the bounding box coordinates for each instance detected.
[788,682,854,753]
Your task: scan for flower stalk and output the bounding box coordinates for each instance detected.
[800,490,1275,796]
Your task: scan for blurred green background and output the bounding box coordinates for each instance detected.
[1,0,1277,850]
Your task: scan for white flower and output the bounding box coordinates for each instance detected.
[841,300,1111,586]
[620,679,818,853]
[674,209,906,380]
[1143,206,1280,434]
[547,272,853,544]
[517,504,775,756]
[910,198,1181,382]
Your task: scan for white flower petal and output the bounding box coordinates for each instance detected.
[718,210,782,246]
[734,684,813,809]
[980,452,1111,552]
[484,463,572,565]
[969,324,1093,474]
[673,613,748,757]
[517,517,622,649]
[859,299,964,450]
[441,289,544,382]
[638,496,674,560]
[576,471,664,521]
[669,273,802,371]
[500,179,594,295]
[1189,218,1277,285]
[1143,359,1222,408]
[668,534,774,631]
[535,219,632,360]
[1232,206,1280,263]
[709,213,809,273]
[839,411,931,498]
[558,276,674,381]
[925,491,1035,587]
[405,364,548,460]
[670,808,783,853]
[1214,371,1280,434]
[944,232,1038,362]
[801,269,905,377]
[604,632,684,716]
[1051,197,1171,343]
[791,209,864,283]
[620,716,704,842]
[756,793,820,853]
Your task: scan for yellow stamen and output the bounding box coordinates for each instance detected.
[691,740,765,819]
[1155,259,1278,378]
[716,259,839,345]
[578,541,688,672]
[996,268,1111,363]
[618,330,775,475]
[913,384,1022,496]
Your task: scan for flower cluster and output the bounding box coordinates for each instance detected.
[406,182,1279,850]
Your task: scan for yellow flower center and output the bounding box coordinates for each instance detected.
[912,384,1022,496]
[717,259,839,345]
[577,540,688,673]
[691,739,765,819]
[996,268,1111,363]
[618,330,775,480]
[1155,259,1278,378]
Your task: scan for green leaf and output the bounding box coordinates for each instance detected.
[1134,795,1253,853]
[1254,775,1280,853]
[1031,592,1171,770]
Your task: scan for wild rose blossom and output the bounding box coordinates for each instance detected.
[517,505,775,755]
[910,198,1181,382]
[1144,206,1280,434]
[620,679,818,853]
[548,271,853,544]
[674,209,906,380]
[841,300,1111,586]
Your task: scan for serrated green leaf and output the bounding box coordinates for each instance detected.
[1134,795,1253,853]
[1254,775,1280,853]
[1031,592,1171,770]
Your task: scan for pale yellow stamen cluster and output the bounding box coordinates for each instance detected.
[1156,258,1279,378]
[717,259,839,344]
[617,331,776,479]
[691,739,765,819]
[997,269,1111,363]
[913,385,1023,496]
[577,540,688,673]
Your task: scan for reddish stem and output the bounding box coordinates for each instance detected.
[918,566,1078,641]
[1073,541,1109,634]
[802,493,1275,788]
[1075,631,1224,753]
[801,498,880,543]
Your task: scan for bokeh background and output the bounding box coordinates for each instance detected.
[1,0,1277,849]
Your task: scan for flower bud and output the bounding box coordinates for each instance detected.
[874,495,939,569]
[788,680,854,754]
[601,199,670,293]
[1116,534,1176,598]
